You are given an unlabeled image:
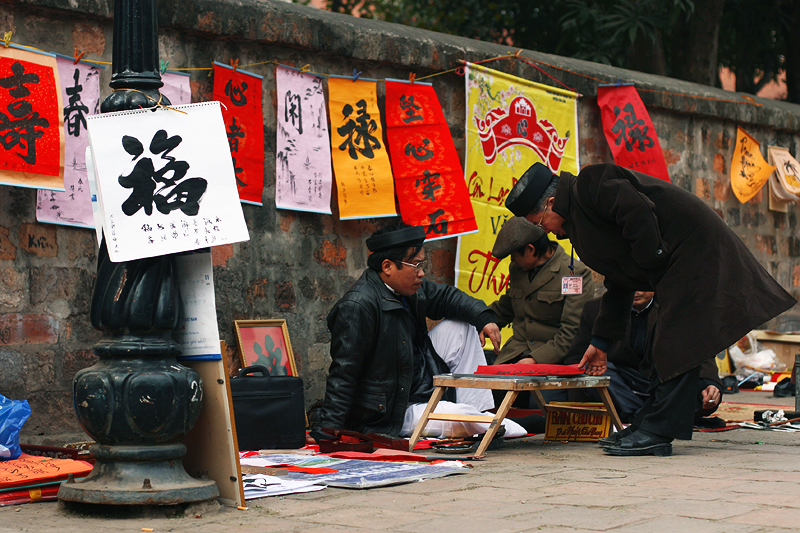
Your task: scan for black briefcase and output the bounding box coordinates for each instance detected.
[230,365,306,451]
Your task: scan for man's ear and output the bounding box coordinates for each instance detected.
[381,258,395,276]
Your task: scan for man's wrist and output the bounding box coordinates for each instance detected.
[590,336,611,353]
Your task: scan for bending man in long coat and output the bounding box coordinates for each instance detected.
[506,162,796,456]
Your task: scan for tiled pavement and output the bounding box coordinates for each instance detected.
[1,391,797,532]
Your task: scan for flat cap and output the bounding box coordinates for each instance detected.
[505,162,555,216]
[492,217,546,259]
[366,225,426,252]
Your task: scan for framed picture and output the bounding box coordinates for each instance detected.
[233,319,298,377]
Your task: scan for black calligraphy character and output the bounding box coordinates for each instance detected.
[399,95,423,123]
[416,170,441,202]
[118,129,208,216]
[64,68,88,137]
[426,208,448,236]
[227,117,245,153]
[337,100,381,160]
[784,160,798,176]
[610,103,654,152]
[404,138,434,161]
[284,91,302,134]
[224,79,248,106]
[231,156,245,187]
[0,62,50,164]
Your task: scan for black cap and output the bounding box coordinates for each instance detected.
[505,162,555,216]
[366,225,426,252]
[492,217,546,259]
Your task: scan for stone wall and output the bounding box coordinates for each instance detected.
[1,0,799,441]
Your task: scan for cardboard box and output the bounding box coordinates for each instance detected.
[543,402,611,442]
[753,330,800,371]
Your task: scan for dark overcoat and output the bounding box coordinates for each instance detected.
[552,163,796,381]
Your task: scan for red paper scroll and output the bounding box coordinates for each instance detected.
[384,80,477,240]
[597,85,670,182]
[213,62,265,205]
[0,47,64,190]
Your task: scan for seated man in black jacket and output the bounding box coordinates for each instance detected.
[564,292,723,425]
[312,222,527,441]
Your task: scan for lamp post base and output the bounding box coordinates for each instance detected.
[58,444,219,505]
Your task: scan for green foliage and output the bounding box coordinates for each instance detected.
[303,0,796,101]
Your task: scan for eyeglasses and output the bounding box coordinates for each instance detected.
[399,260,428,273]
[536,204,549,227]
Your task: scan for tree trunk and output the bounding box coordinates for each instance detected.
[626,30,667,77]
[671,0,725,86]
[783,0,800,104]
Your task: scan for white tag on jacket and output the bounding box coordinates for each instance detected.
[561,276,583,295]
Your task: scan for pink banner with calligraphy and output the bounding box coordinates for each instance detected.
[160,70,192,105]
[597,85,670,182]
[384,79,476,240]
[327,75,396,220]
[0,45,64,190]
[275,66,333,214]
[36,57,101,228]
[213,62,265,205]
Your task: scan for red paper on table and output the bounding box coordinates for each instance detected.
[475,364,584,376]
[0,454,92,489]
[213,62,265,205]
[384,80,477,240]
[597,85,670,182]
[0,45,65,190]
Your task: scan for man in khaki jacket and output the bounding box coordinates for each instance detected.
[489,216,595,365]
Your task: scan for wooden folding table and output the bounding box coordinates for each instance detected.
[408,373,625,457]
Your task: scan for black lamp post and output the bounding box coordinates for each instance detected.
[58,0,218,505]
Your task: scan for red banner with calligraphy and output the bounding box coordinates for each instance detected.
[213,62,265,205]
[384,80,477,240]
[597,85,670,182]
[0,46,64,190]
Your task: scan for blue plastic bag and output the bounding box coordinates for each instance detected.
[0,394,31,460]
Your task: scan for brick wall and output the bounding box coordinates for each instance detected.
[0,0,799,441]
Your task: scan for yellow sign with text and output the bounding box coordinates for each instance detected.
[544,403,611,442]
[455,63,579,306]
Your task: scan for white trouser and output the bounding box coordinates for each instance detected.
[396,320,527,439]
[427,319,494,411]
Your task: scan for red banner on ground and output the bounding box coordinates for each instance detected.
[597,85,670,182]
[213,62,265,205]
[384,80,476,240]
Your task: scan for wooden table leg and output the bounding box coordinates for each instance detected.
[473,390,518,457]
[530,389,549,416]
[408,385,446,452]
[596,386,625,431]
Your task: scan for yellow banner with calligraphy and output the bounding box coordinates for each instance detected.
[731,127,774,204]
[328,76,396,220]
[455,63,579,307]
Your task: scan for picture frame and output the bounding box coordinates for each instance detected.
[233,319,298,377]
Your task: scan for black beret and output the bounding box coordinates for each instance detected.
[366,225,426,252]
[492,217,546,259]
[505,162,555,216]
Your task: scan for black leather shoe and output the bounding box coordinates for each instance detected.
[597,425,637,446]
[601,429,673,456]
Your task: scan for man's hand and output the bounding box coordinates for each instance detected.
[479,323,502,354]
[578,345,608,375]
[517,357,536,365]
[701,385,720,409]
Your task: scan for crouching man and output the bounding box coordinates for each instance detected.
[311,222,526,441]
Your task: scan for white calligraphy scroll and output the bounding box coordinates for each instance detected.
[36,57,102,228]
[87,101,250,262]
[275,66,333,214]
[160,70,192,105]
[173,249,222,361]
